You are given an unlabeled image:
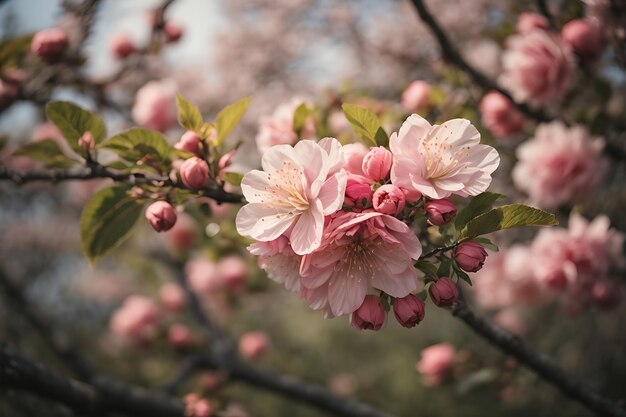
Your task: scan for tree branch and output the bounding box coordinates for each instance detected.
[0,164,244,204]
[407,0,552,123]
[0,343,186,417]
[452,300,626,417]
[536,0,556,29]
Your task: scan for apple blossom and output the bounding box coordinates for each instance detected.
[132,80,178,132]
[110,295,160,344]
[350,295,387,331]
[362,146,393,181]
[516,12,549,34]
[372,184,405,215]
[344,181,373,210]
[562,19,603,58]
[392,294,425,328]
[31,28,68,61]
[429,277,458,307]
[109,34,136,59]
[145,201,177,232]
[175,131,201,155]
[479,91,526,138]
[455,241,488,272]
[401,80,430,111]
[239,331,270,359]
[416,343,455,387]
[159,283,186,312]
[180,157,210,189]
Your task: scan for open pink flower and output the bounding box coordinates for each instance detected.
[249,236,302,293]
[512,122,607,209]
[299,211,422,316]
[500,30,575,106]
[236,138,346,255]
[390,114,500,199]
[255,98,315,154]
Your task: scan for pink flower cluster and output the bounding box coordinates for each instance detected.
[512,122,607,209]
[472,214,624,313]
[237,114,499,328]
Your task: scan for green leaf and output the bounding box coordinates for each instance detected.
[415,260,438,280]
[100,128,172,167]
[223,172,243,186]
[471,237,499,252]
[176,94,204,132]
[341,103,388,147]
[459,204,558,241]
[292,103,313,136]
[214,97,252,145]
[13,139,81,168]
[452,263,472,286]
[46,101,106,154]
[80,185,144,263]
[454,192,503,230]
[0,34,34,70]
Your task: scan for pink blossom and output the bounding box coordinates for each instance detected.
[132,80,177,132]
[591,279,621,310]
[175,131,201,155]
[165,213,196,251]
[362,146,393,181]
[109,34,136,59]
[429,277,458,307]
[424,198,457,226]
[78,131,95,154]
[31,28,68,61]
[562,19,604,58]
[401,80,431,111]
[500,30,575,106]
[110,295,160,343]
[455,241,488,272]
[516,12,549,34]
[145,201,177,232]
[512,122,607,209]
[236,138,347,255]
[186,256,221,294]
[344,181,373,210]
[479,91,526,138]
[390,114,499,199]
[255,98,315,154]
[372,184,405,215]
[180,157,209,189]
[217,255,248,293]
[184,394,212,417]
[239,331,270,359]
[299,211,422,316]
[416,343,455,387]
[494,309,526,336]
[159,283,186,312]
[168,324,193,348]
[350,295,387,331]
[393,294,425,328]
[164,22,184,43]
[342,143,372,184]
[531,213,624,299]
[249,236,302,293]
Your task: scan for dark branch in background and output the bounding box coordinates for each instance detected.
[452,300,626,417]
[536,0,556,29]
[0,164,244,204]
[408,0,552,123]
[0,343,186,417]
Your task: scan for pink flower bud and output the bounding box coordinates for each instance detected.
[78,131,95,154]
[159,283,186,312]
[591,279,620,310]
[516,12,549,35]
[416,343,455,387]
[344,181,373,210]
[362,146,393,181]
[109,295,160,344]
[455,241,488,272]
[479,91,526,138]
[350,295,387,331]
[239,331,270,360]
[166,213,196,251]
[168,323,193,348]
[109,34,136,59]
[424,198,457,226]
[174,131,201,155]
[401,80,431,111]
[429,277,458,307]
[180,157,209,189]
[31,28,68,61]
[393,294,425,328]
[372,184,406,215]
[562,19,603,58]
[145,201,177,232]
[184,394,212,417]
[164,22,183,43]
[217,255,247,293]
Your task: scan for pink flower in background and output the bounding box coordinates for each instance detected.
[31,28,68,61]
[109,33,136,59]
[512,122,607,209]
[110,295,160,343]
[562,19,604,58]
[479,91,526,138]
[186,256,221,294]
[132,80,177,132]
[168,324,193,348]
[516,12,549,34]
[165,213,196,251]
[255,98,315,154]
[239,331,270,360]
[236,139,347,255]
[164,22,184,43]
[531,213,624,297]
[350,295,387,330]
[299,211,421,316]
[159,283,186,312]
[217,255,248,293]
[500,30,575,106]
[416,343,455,387]
[390,114,500,199]
[249,236,302,293]
[401,80,430,111]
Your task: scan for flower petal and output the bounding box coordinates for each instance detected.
[317,169,347,215]
[290,199,324,255]
[235,203,294,241]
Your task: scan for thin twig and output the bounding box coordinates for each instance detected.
[452,300,626,417]
[536,0,556,29]
[419,244,457,260]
